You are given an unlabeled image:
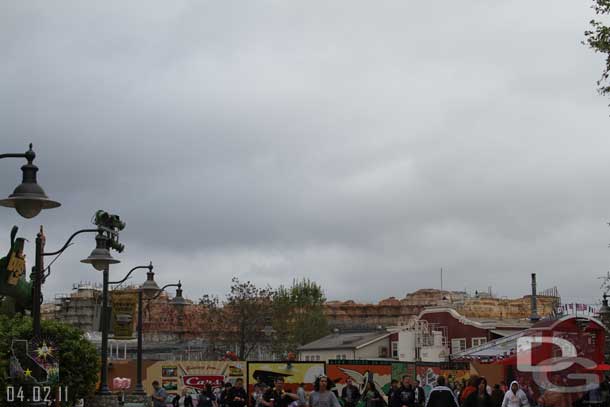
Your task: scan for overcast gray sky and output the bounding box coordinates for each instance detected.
[1,1,609,305]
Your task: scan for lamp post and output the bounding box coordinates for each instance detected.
[135,281,186,388]
[0,143,60,218]
[149,280,188,305]
[81,232,122,395]
[148,280,188,337]
[0,143,62,337]
[30,227,103,337]
[107,262,159,395]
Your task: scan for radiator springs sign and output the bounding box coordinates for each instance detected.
[110,291,138,339]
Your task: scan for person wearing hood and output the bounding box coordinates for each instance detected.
[501,382,530,407]
[424,376,459,407]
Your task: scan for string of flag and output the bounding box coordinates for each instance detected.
[557,303,599,315]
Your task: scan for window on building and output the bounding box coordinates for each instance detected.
[342,354,347,359]
[391,341,399,358]
[471,337,487,348]
[316,355,320,361]
[305,355,310,361]
[451,338,467,353]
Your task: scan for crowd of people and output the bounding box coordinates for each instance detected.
[149,374,610,407]
[151,378,249,407]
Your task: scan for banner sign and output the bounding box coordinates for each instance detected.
[144,361,247,394]
[182,375,225,389]
[110,291,138,339]
[6,252,26,286]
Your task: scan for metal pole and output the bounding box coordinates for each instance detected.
[32,227,45,337]
[99,264,111,395]
[440,268,443,299]
[530,273,539,322]
[134,289,145,394]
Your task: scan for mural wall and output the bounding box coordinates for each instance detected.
[143,360,246,397]
[126,359,471,401]
[415,364,470,398]
[327,360,393,396]
[247,362,325,393]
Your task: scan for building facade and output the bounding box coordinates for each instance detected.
[297,330,393,361]
[417,307,532,356]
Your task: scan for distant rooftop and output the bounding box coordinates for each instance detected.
[420,307,534,330]
[297,330,390,351]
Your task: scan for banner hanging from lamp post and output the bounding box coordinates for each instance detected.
[110,290,138,339]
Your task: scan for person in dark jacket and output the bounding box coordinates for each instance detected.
[412,381,425,407]
[463,377,492,407]
[342,378,362,407]
[397,376,414,407]
[490,384,504,407]
[386,380,401,407]
[198,383,219,407]
[424,376,458,407]
[226,379,248,407]
[219,382,232,407]
[172,388,194,407]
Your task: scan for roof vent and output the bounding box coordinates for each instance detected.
[342,337,363,345]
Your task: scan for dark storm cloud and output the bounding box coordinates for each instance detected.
[1,0,609,303]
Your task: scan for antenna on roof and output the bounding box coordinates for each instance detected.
[440,268,443,298]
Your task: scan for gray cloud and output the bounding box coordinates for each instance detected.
[0,0,609,304]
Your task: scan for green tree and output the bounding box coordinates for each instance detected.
[0,314,99,406]
[200,278,274,360]
[585,0,610,96]
[272,279,329,357]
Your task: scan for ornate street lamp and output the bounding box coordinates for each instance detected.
[108,262,159,395]
[148,281,188,331]
[0,143,60,218]
[140,265,161,298]
[30,226,104,337]
[80,233,120,271]
[148,281,187,305]
[81,231,122,395]
[170,281,188,308]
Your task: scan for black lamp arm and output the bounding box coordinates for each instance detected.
[43,228,101,257]
[109,264,152,285]
[0,153,27,160]
[0,144,35,162]
[151,283,180,300]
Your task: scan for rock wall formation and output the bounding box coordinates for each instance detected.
[324,289,559,329]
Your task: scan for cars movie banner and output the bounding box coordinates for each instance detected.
[144,361,246,394]
[182,375,225,389]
